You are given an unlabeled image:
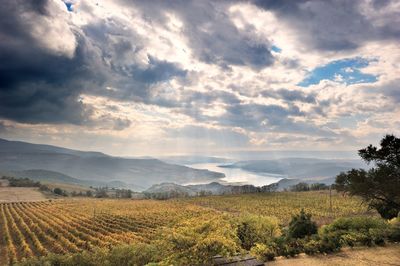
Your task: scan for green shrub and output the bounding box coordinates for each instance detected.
[322,217,389,247]
[369,228,388,246]
[339,231,373,247]
[236,214,280,250]
[303,238,320,255]
[388,217,400,242]
[271,236,304,258]
[237,222,257,250]
[160,215,240,265]
[323,217,388,233]
[250,243,276,261]
[284,238,304,257]
[288,209,318,239]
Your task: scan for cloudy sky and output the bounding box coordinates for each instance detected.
[0,0,399,156]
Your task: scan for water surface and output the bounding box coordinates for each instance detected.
[188,163,285,187]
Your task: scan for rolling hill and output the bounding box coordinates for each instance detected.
[0,138,225,190]
[220,158,366,179]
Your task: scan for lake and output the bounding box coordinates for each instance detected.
[187,163,286,187]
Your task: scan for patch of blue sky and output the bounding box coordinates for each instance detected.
[64,2,73,12]
[271,45,282,53]
[298,57,377,87]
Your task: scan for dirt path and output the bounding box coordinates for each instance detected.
[268,244,400,266]
[0,187,47,202]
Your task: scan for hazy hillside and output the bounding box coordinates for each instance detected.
[159,155,231,165]
[145,183,197,196]
[144,181,279,197]
[0,169,136,189]
[220,158,366,179]
[0,169,82,184]
[270,177,336,191]
[0,138,225,190]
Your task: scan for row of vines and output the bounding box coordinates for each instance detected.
[0,199,214,265]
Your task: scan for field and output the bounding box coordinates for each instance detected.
[0,188,47,203]
[0,191,373,265]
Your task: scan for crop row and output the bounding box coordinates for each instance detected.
[0,201,161,264]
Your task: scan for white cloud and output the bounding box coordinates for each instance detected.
[0,0,399,155]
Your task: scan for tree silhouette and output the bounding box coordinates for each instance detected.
[335,135,400,219]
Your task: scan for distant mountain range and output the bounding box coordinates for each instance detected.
[158,155,232,165]
[0,138,225,190]
[0,138,367,192]
[219,158,366,179]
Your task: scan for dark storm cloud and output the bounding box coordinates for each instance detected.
[144,88,241,112]
[261,89,316,103]
[217,103,304,130]
[0,121,7,133]
[252,0,400,51]
[185,90,241,106]
[0,0,188,125]
[122,0,274,69]
[0,0,98,124]
[130,57,187,84]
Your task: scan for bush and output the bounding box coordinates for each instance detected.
[236,214,281,250]
[321,217,389,247]
[317,233,342,253]
[250,243,276,261]
[323,217,388,233]
[369,228,387,246]
[284,238,304,257]
[388,216,400,242]
[288,209,318,239]
[160,215,240,265]
[53,187,66,196]
[237,221,257,250]
[303,238,320,255]
[339,231,373,247]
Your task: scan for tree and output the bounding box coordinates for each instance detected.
[288,209,317,238]
[290,182,310,192]
[335,134,400,219]
[85,190,93,197]
[53,187,65,196]
[95,188,108,198]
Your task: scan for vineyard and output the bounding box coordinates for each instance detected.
[178,190,374,225]
[0,199,219,265]
[0,192,372,265]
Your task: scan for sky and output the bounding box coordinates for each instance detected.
[0,0,399,157]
